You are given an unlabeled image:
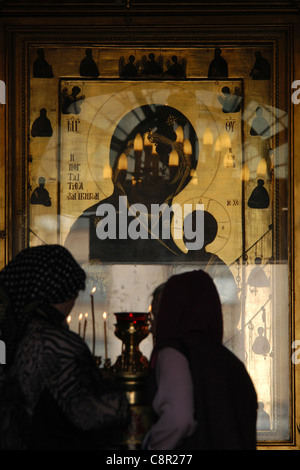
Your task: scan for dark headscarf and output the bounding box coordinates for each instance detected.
[0,245,86,364]
[155,270,223,350]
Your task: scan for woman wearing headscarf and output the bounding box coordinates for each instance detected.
[0,245,129,450]
[144,270,257,450]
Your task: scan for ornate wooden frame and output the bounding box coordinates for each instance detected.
[0,12,298,448]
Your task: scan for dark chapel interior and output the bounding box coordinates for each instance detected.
[0,0,300,450]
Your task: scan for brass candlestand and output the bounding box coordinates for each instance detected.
[112,312,153,449]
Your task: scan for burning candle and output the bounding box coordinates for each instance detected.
[90,287,96,355]
[183,138,192,156]
[169,149,179,167]
[103,312,108,360]
[175,125,184,143]
[203,127,213,146]
[134,133,143,175]
[117,153,128,171]
[67,315,71,325]
[83,312,88,340]
[78,313,83,336]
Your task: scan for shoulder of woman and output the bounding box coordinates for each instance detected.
[157,347,189,371]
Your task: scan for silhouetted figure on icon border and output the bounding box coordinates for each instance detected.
[250,51,271,80]
[248,179,270,209]
[208,48,228,78]
[30,177,52,207]
[79,49,100,77]
[33,48,54,78]
[31,109,53,137]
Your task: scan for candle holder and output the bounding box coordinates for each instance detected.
[112,312,149,377]
[112,312,153,449]
[103,358,111,369]
[93,355,102,368]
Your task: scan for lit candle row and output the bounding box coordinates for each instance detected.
[67,287,108,360]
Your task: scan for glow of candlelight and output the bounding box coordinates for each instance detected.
[241,163,250,181]
[190,168,198,185]
[67,315,71,324]
[103,163,112,179]
[257,158,267,176]
[103,312,108,360]
[134,133,143,152]
[169,149,179,166]
[117,153,128,170]
[78,313,83,336]
[175,126,184,143]
[220,131,231,149]
[203,128,213,146]
[83,312,88,341]
[90,288,96,356]
[214,136,221,153]
[183,138,192,156]
[143,132,152,147]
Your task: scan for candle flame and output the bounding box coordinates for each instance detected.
[203,127,213,146]
[134,133,143,152]
[148,305,152,312]
[143,132,152,147]
[257,158,267,176]
[67,315,71,323]
[79,313,83,321]
[103,312,107,320]
[85,312,88,318]
[183,138,192,155]
[220,131,231,149]
[169,149,179,166]
[103,163,112,179]
[175,125,184,143]
[91,287,96,294]
[117,152,128,170]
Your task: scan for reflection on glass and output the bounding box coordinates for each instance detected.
[28,76,290,442]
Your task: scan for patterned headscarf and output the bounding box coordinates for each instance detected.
[155,269,223,350]
[0,245,86,363]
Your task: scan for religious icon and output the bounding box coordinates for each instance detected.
[250,107,270,138]
[61,86,85,115]
[64,104,199,263]
[248,179,270,209]
[79,49,100,77]
[250,51,271,80]
[30,177,52,207]
[33,48,54,78]
[207,48,228,78]
[31,108,53,137]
